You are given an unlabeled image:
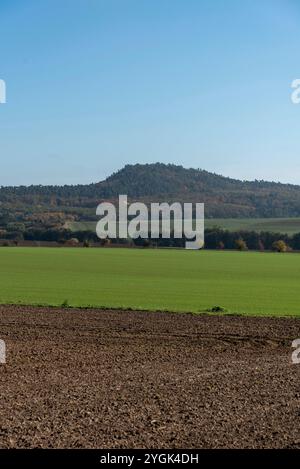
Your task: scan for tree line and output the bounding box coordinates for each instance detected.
[1,226,298,252]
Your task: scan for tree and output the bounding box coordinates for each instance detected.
[272,240,288,253]
[235,238,248,251]
[258,239,265,251]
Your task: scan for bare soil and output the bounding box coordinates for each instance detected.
[0,305,299,448]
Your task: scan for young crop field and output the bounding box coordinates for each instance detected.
[205,217,300,235]
[0,247,299,316]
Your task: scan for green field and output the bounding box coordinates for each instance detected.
[0,247,300,316]
[66,218,300,235]
[206,218,300,235]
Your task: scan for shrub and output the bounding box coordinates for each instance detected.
[65,237,79,247]
[101,238,111,246]
[207,306,227,313]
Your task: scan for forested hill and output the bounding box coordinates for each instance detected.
[1,163,300,218]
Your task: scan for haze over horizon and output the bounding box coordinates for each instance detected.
[1,0,300,186]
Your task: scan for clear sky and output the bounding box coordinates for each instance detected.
[1,0,300,186]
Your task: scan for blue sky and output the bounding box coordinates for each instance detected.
[1,0,300,186]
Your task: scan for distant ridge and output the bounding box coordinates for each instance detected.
[1,163,300,218]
